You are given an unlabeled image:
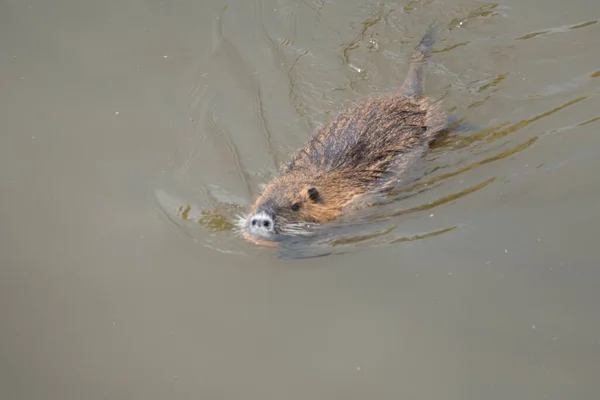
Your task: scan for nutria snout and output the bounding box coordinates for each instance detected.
[239,23,448,244]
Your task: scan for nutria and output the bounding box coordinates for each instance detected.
[238,24,448,245]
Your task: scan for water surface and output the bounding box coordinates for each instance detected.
[2,0,600,399]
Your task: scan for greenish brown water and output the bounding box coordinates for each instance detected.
[2,0,600,399]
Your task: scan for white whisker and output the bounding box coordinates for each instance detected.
[231,213,249,237]
[278,222,317,237]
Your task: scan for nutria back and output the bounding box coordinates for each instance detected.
[282,93,446,187]
[239,23,448,243]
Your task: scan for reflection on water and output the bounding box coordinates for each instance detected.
[516,19,598,40]
[157,88,589,259]
[155,0,600,259]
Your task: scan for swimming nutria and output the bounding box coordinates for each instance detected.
[238,24,447,245]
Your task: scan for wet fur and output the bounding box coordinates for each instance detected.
[240,24,447,241]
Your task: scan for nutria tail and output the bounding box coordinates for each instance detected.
[399,22,438,98]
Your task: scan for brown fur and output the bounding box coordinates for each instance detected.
[240,24,447,243]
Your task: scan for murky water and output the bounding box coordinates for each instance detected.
[2,0,600,398]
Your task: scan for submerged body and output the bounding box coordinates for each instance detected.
[239,24,448,244]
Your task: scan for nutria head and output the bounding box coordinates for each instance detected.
[238,170,362,242]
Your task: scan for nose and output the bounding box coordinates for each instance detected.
[248,211,275,236]
[252,217,272,229]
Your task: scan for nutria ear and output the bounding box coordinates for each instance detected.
[307,187,320,202]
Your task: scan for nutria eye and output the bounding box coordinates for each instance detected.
[291,203,301,211]
[307,187,319,202]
